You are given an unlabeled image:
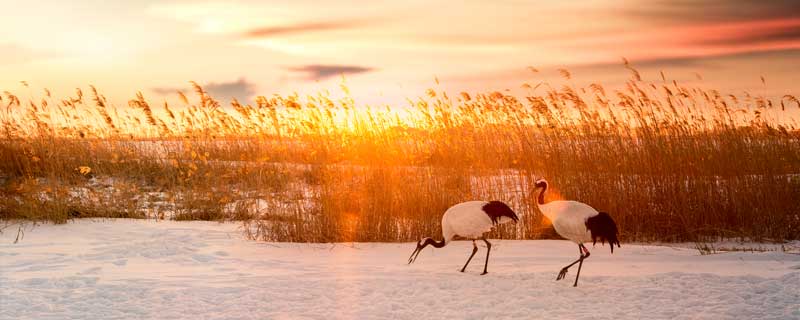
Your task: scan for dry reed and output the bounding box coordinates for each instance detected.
[1,67,798,243]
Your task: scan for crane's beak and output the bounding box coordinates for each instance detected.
[408,241,422,264]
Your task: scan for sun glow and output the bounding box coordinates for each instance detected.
[2,1,798,107]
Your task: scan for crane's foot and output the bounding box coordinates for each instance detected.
[556,267,569,281]
[481,271,488,275]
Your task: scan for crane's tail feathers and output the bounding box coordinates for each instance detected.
[482,201,519,225]
[586,212,621,254]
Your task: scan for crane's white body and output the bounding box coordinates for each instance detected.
[408,200,518,274]
[533,179,620,286]
[442,201,516,243]
[539,200,598,244]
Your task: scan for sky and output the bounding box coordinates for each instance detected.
[1,0,799,107]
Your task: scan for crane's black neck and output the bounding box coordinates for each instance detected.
[536,181,548,205]
[422,237,446,248]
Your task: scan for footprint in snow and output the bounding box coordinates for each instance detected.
[213,267,235,272]
[79,267,102,275]
[214,251,229,256]
[191,254,214,262]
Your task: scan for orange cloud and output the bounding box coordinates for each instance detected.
[244,19,376,38]
[288,65,374,80]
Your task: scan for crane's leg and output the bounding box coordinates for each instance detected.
[556,245,584,280]
[460,240,479,272]
[481,238,492,275]
[557,244,590,284]
[573,244,590,287]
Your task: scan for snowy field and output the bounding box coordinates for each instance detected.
[1,220,798,320]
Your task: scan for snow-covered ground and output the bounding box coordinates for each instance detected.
[1,220,798,320]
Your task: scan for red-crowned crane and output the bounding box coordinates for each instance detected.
[533,179,620,287]
[407,201,519,275]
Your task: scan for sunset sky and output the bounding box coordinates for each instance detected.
[1,0,798,106]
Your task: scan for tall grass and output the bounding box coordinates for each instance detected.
[1,68,799,242]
